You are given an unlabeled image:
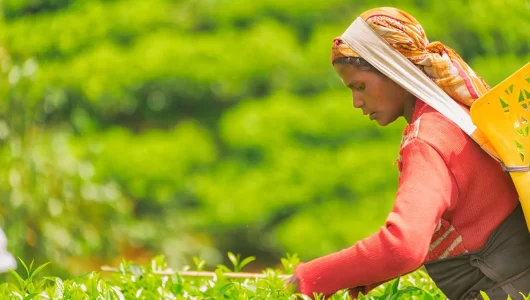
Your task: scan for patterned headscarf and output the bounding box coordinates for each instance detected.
[331,7,489,107]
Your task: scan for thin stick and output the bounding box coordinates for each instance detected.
[100,266,290,279]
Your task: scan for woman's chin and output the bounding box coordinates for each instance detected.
[375,118,391,126]
[373,117,383,125]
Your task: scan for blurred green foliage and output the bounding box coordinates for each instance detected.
[1,0,529,277]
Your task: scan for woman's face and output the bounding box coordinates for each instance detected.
[333,62,416,126]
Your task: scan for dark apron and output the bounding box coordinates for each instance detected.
[424,205,530,300]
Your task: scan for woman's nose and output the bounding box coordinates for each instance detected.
[352,95,364,108]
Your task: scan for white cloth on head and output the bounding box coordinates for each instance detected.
[340,18,477,136]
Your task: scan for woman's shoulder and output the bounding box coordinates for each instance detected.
[402,101,473,156]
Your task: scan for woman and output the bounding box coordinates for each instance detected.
[287,7,530,300]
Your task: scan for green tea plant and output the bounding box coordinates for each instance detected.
[2,254,527,300]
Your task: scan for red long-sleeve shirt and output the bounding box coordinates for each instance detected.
[294,100,519,298]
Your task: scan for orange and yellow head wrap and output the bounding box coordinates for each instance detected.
[331,7,490,107]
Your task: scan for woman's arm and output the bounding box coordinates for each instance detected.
[294,138,458,298]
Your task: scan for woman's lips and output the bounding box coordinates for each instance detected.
[362,111,376,120]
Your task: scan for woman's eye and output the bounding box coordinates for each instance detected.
[354,85,365,91]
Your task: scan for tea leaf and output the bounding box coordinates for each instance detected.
[29,262,51,281]
[239,256,256,271]
[8,269,26,290]
[218,282,235,296]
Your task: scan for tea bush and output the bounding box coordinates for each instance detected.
[0,255,446,299]
[3,255,529,300]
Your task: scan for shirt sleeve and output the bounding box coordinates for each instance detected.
[294,138,459,298]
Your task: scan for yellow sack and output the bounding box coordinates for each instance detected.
[470,62,530,232]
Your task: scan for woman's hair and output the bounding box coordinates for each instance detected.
[332,56,380,73]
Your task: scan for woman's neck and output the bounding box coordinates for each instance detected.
[403,97,417,124]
